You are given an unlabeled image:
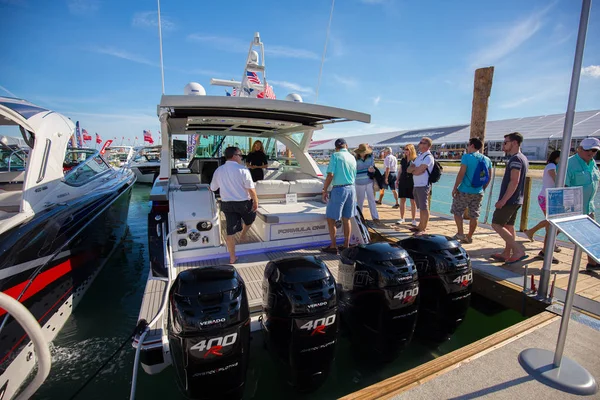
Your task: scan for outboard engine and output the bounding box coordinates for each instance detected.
[399,234,472,342]
[168,266,250,400]
[261,256,338,392]
[338,243,419,361]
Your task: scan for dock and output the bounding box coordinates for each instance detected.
[343,203,600,399]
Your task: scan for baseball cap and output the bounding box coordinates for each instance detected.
[581,137,600,151]
[334,138,347,148]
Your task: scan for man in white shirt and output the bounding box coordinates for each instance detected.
[210,146,259,263]
[377,147,400,208]
[407,137,434,234]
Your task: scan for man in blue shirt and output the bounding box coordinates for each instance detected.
[322,138,357,254]
[565,137,600,271]
[450,138,492,244]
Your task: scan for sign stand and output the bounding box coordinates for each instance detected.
[518,187,597,395]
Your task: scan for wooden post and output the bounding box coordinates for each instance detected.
[463,66,494,220]
[519,176,533,232]
[470,66,494,147]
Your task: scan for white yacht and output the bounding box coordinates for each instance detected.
[131,32,372,397]
[131,145,162,184]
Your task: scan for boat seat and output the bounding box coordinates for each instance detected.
[169,174,207,191]
[256,201,326,224]
[289,179,323,196]
[0,189,22,208]
[254,180,290,199]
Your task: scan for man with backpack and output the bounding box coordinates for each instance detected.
[450,138,492,244]
[407,137,440,234]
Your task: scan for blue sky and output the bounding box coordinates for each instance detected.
[1,0,599,143]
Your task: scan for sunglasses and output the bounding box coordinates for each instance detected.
[234,152,242,156]
[419,141,427,145]
[585,148,598,153]
[503,140,512,145]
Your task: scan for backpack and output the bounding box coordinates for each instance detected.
[470,154,490,188]
[425,154,443,184]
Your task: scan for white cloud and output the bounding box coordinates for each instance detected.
[470,5,554,68]
[332,74,358,88]
[187,34,318,60]
[499,95,538,109]
[67,0,100,15]
[90,47,156,67]
[269,80,314,95]
[582,65,600,78]
[266,45,319,60]
[373,96,381,106]
[132,11,176,31]
[0,85,18,97]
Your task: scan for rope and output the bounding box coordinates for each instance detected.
[315,0,335,102]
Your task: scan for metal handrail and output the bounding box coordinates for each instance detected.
[0,292,51,400]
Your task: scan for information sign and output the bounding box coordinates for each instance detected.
[546,187,583,219]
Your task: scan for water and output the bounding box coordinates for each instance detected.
[32,185,525,400]
[345,166,600,240]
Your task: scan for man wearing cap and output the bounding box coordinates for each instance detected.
[565,137,600,271]
[322,138,357,254]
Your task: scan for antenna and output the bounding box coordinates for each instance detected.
[157,0,165,94]
[315,0,335,103]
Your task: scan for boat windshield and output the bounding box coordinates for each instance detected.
[0,145,27,172]
[192,134,303,166]
[63,149,111,186]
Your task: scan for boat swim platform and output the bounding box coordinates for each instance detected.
[363,203,600,320]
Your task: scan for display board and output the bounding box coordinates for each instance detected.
[546,187,583,219]
[550,215,600,264]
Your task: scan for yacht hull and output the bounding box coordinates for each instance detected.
[0,179,134,399]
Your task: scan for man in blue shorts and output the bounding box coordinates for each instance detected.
[322,138,357,254]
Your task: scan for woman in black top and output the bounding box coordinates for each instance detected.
[246,140,269,182]
[396,144,418,225]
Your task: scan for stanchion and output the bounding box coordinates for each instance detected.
[518,246,597,395]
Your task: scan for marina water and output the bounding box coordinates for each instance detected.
[29,182,529,400]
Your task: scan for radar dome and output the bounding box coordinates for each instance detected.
[285,93,303,103]
[249,50,259,65]
[184,82,206,96]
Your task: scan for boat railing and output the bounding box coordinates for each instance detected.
[0,292,51,400]
[130,222,177,400]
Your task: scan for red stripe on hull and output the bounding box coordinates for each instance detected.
[0,259,73,317]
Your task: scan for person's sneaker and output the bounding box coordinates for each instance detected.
[554,245,562,253]
[536,251,559,264]
[586,263,600,272]
[375,200,382,205]
[411,220,418,226]
[392,204,400,209]
[321,246,338,254]
[396,219,405,224]
[461,236,473,244]
[452,234,467,241]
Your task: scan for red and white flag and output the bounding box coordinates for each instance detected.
[95,133,102,144]
[143,130,154,144]
[257,83,276,99]
[82,129,92,141]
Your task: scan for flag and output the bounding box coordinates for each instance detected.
[82,129,92,141]
[75,121,82,148]
[100,139,113,155]
[96,133,102,144]
[246,71,261,84]
[225,90,231,96]
[143,130,154,144]
[257,83,276,99]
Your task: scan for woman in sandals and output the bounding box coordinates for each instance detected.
[354,143,380,223]
[525,150,561,263]
[396,144,418,226]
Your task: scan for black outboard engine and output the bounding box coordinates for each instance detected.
[338,243,419,361]
[399,234,472,342]
[261,256,338,392]
[168,266,250,400]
